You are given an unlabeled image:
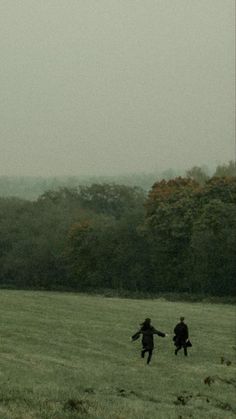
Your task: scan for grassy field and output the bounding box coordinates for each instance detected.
[0,291,235,418]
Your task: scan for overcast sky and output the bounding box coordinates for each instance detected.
[0,0,235,176]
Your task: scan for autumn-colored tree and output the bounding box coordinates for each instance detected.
[146,177,200,218]
[144,176,236,294]
[144,178,200,291]
[0,173,235,296]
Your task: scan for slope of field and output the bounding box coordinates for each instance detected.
[0,291,235,418]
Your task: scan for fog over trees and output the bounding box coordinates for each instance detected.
[0,162,235,297]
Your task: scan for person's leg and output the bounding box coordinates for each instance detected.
[141,349,148,358]
[175,345,181,355]
[147,350,153,364]
[183,344,188,356]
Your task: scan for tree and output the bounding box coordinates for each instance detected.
[65,214,151,292]
[186,166,209,185]
[146,177,200,218]
[78,183,145,219]
[200,177,236,204]
[214,161,236,177]
[190,200,236,295]
[144,178,200,291]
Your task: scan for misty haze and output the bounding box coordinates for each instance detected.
[0,0,235,177]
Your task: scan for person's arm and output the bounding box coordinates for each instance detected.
[131,330,141,341]
[153,328,166,337]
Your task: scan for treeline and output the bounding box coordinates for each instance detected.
[0,169,191,200]
[1,161,235,201]
[0,163,235,296]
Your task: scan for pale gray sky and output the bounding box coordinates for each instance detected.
[0,0,235,176]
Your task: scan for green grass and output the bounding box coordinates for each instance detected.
[0,290,235,418]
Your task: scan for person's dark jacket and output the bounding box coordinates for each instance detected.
[173,322,188,346]
[132,326,165,350]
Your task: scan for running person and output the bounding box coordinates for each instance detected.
[132,318,166,364]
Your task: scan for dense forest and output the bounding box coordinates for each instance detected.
[0,162,235,296]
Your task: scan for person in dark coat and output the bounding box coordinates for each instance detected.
[132,318,166,364]
[173,316,189,356]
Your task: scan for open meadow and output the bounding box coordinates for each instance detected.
[0,290,235,418]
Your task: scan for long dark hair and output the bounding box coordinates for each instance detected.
[140,318,151,330]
